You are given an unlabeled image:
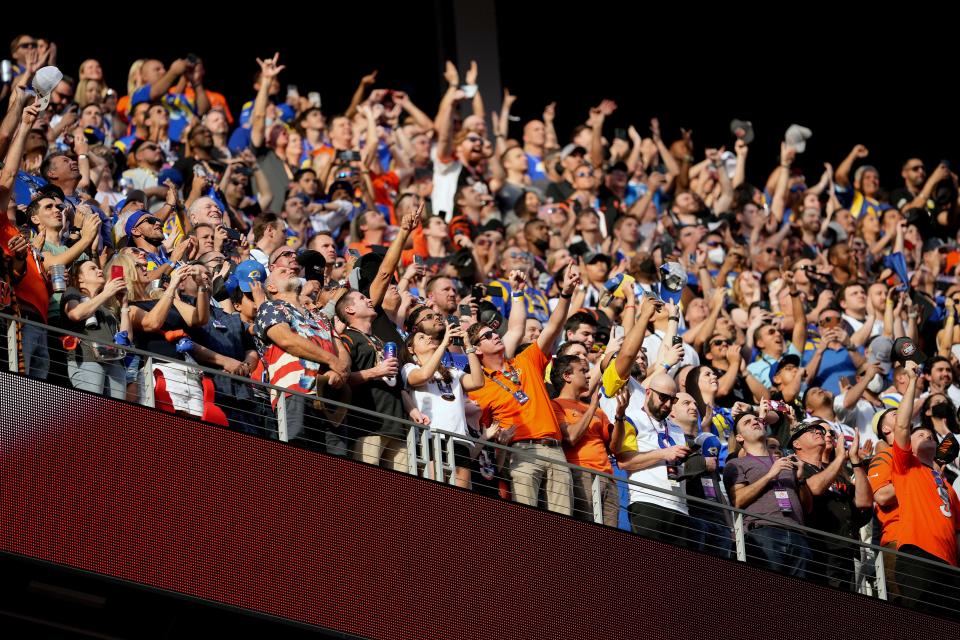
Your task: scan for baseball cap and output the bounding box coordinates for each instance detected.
[32,66,63,112]
[123,210,154,237]
[770,354,801,382]
[891,337,926,368]
[867,336,893,375]
[560,144,587,161]
[82,126,105,145]
[584,251,611,265]
[328,180,353,200]
[114,190,147,216]
[785,124,813,153]
[234,260,266,293]
[477,301,508,338]
[786,418,828,447]
[729,119,754,144]
[871,408,895,438]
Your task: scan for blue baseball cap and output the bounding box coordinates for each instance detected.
[234,260,266,293]
[124,210,153,238]
[158,167,184,187]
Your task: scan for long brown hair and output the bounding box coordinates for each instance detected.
[404,330,452,384]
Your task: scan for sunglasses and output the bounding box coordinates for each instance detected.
[575,171,593,178]
[477,331,495,342]
[18,41,37,49]
[650,389,678,404]
[332,260,345,268]
[710,339,731,347]
[138,216,160,227]
[466,136,483,144]
[819,317,841,326]
[276,250,296,259]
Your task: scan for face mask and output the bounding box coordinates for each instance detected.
[932,403,954,420]
[707,247,725,265]
[867,373,885,394]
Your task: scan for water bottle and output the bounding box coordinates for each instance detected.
[383,341,397,387]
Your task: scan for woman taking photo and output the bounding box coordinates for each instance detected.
[402,320,485,488]
[60,259,132,399]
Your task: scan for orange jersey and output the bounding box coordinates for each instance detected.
[552,398,614,474]
[891,441,960,565]
[868,449,899,546]
[1,220,50,322]
[468,342,561,443]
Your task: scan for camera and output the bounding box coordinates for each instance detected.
[336,150,361,163]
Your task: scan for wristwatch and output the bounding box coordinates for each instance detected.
[465,346,477,354]
[850,460,866,469]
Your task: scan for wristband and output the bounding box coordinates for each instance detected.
[850,460,865,469]
[615,414,626,422]
[560,291,573,300]
[512,290,525,298]
[669,316,680,322]
[78,154,88,160]
[623,304,636,310]
[789,291,801,297]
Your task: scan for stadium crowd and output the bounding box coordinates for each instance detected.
[2,35,960,615]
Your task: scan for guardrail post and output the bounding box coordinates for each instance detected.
[445,437,457,485]
[276,393,289,443]
[406,427,418,476]
[591,473,603,524]
[734,513,746,562]
[431,431,444,482]
[142,357,155,408]
[6,319,16,372]
[874,545,888,601]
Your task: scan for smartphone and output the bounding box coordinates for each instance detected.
[488,287,504,298]
[471,284,486,300]
[458,304,472,317]
[614,128,628,141]
[672,336,683,346]
[224,227,242,241]
[447,314,464,346]
[186,53,199,65]
[413,255,424,266]
[286,84,299,98]
[110,265,124,280]
[347,248,361,259]
[308,92,321,108]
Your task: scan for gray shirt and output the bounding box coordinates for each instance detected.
[723,454,804,529]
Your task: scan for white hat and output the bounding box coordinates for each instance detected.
[32,66,63,112]
[785,124,813,153]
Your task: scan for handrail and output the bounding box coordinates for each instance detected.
[3,310,959,588]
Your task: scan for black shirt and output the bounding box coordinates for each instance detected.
[800,460,872,555]
[341,327,406,441]
[131,299,190,361]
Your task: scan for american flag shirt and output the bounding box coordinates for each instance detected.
[253,300,337,406]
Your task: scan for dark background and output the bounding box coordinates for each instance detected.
[4,3,958,189]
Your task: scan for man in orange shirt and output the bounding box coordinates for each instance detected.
[467,264,581,515]
[889,361,960,615]
[551,354,628,525]
[867,407,901,602]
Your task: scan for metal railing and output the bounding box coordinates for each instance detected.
[3,310,960,618]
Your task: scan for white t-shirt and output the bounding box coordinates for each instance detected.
[833,393,878,449]
[599,376,688,514]
[430,146,462,220]
[401,364,470,445]
[642,330,700,371]
[842,313,882,338]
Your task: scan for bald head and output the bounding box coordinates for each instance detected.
[645,374,678,421]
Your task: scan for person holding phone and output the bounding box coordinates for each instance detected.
[59,259,132,398]
[402,319,485,488]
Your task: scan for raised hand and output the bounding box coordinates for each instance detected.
[443,60,459,87]
[360,70,378,87]
[255,52,285,79]
[464,60,478,85]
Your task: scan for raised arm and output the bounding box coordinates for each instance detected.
[346,70,377,119]
[614,296,656,380]
[785,271,806,353]
[502,270,530,358]
[250,53,285,149]
[538,266,581,354]
[369,201,422,307]
[148,59,190,102]
[771,144,794,225]
[894,361,920,450]
[835,144,868,189]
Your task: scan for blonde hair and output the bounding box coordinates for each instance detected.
[126,59,145,96]
[75,78,103,109]
[104,253,142,308]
